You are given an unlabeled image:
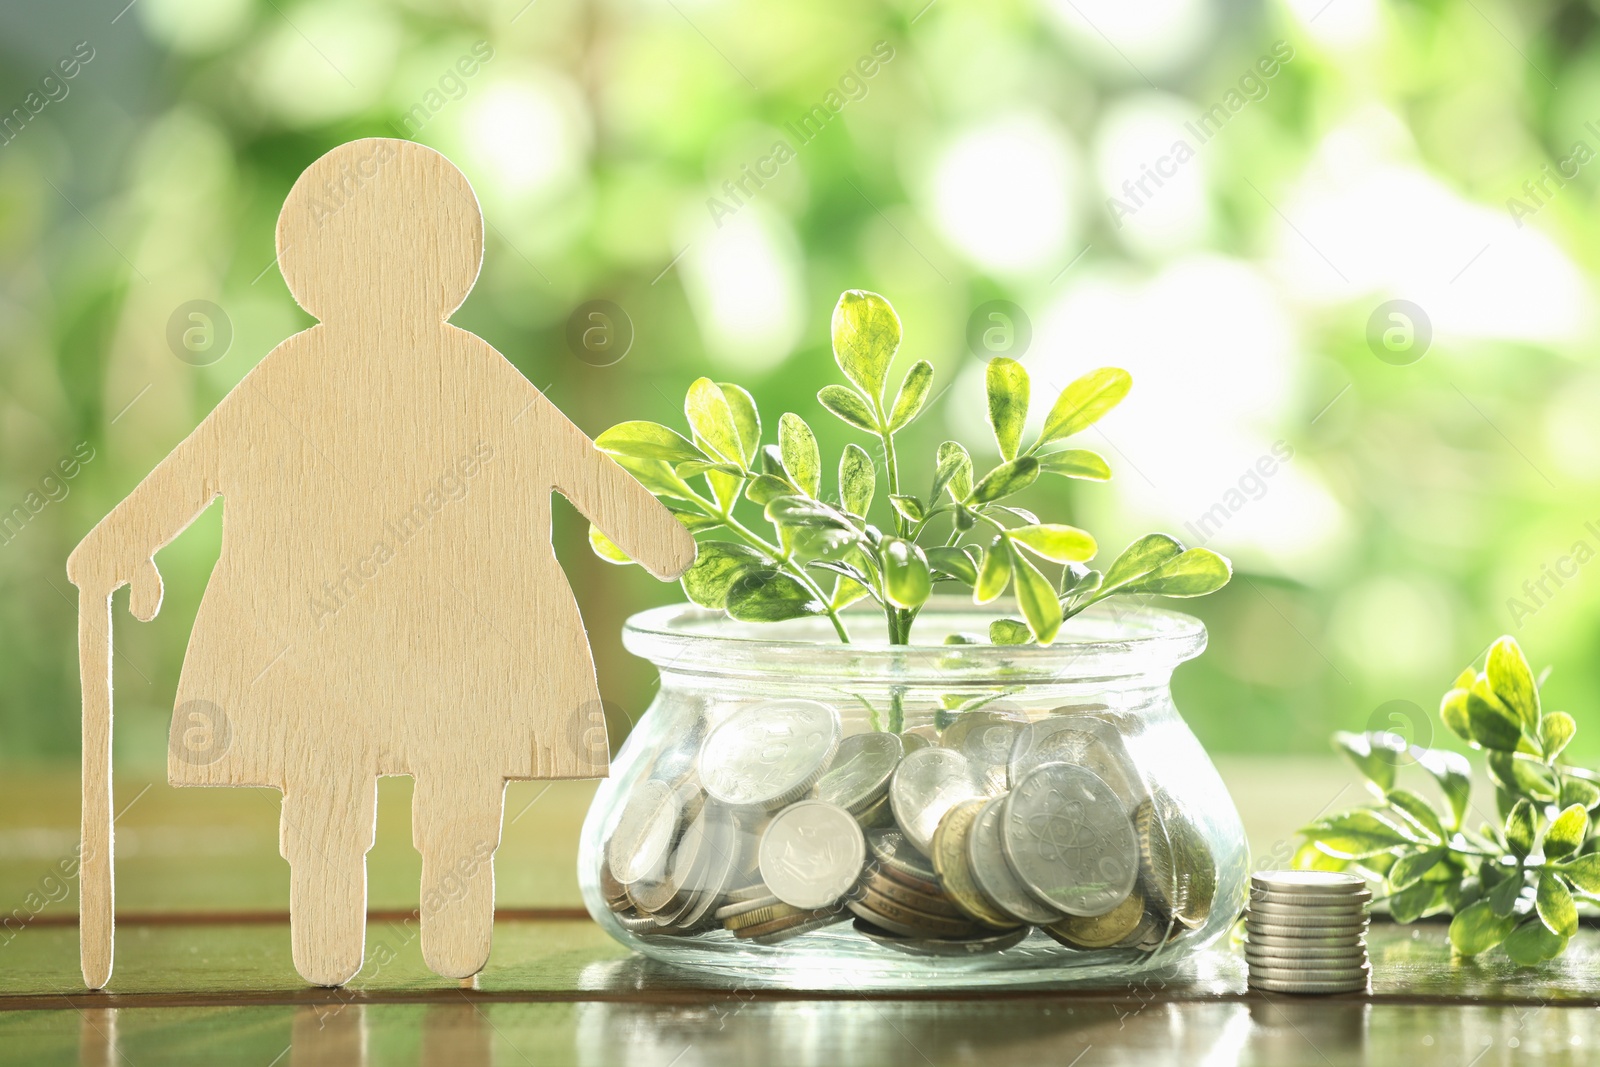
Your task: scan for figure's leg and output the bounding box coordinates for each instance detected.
[280,775,377,987]
[412,775,506,978]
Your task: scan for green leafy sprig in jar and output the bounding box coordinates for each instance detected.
[588,289,1233,653]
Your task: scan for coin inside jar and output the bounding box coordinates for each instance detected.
[606,778,682,885]
[1002,763,1138,917]
[931,799,1021,929]
[1010,713,1145,810]
[812,731,903,813]
[757,799,866,910]
[698,699,842,810]
[967,795,1063,925]
[890,747,984,856]
[1045,888,1146,949]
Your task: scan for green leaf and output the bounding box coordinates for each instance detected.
[718,382,762,464]
[1439,687,1472,743]
[1449,900,1518,957]
[1116,547,1233,597]
[685,378,745,466]
[1009,523,1097,564]
[763,496,860,556]
[974,540,1013,604]
[1537,871,1578,937]
[933,441,974,502]
[681,542,765,609]
[1413,747,1472,829]
[675,459,744,479]
[1503,918,1568,966]
[989,618,1032,645]
[744,473,794,506]
[830,574,870,611]
[1539,711,1576,762]
[1559,853,1600,893]
[818,384,879,432]
[1040,366,1132,443]
[831,289,901,400]
[596,421,708,465]
[970,457,1040,504]
[1561,776,1600,812]
[724,569,824,622]
[889,495,925,522]
[1505,798,1536,857]
[1388,847,1447,890]
[1302,810,1417,859]
[882,538,932,610]
[1099,534,1183,594]
[1387,878,1438,924]
[1487,636,1540,732]
[1387,788,1445,843]
[1038,449,1112,481]
[1467,690,1524,752]
[1333,731,1403,794]
[839,444,875,516]
[1544,804,1589,860]
[926,546,978,585]
[1488,869,1525,917]
[889,360,935,431]
[1012,549,1063,644]
[778,413,822,498]
[610,455,693,501]
[588,524,634,565]
[985,357,1031,461]
[1486,751,1557,801]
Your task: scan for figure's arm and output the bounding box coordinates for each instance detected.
[531,394,695,581]
[66,409,228,618]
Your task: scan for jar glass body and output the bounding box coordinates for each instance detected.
[577,600,1248,988]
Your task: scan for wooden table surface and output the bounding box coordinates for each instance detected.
[1,759,1594,1066]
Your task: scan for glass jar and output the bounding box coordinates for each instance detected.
[577,599,1248,988]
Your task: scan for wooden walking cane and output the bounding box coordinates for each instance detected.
[78,583,114,990]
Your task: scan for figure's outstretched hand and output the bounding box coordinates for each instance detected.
[67,529,165,621]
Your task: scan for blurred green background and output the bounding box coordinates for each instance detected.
[2,0,1596,769]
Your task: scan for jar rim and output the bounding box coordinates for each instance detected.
[622,597,1207,685]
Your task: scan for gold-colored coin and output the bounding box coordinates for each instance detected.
[1045,889,1146,949]
[862,870,964,917]
[722,900,809,931]
[854,792,896,829]
[1136,795,1216,929]
[931,799,1022,930]
[848,886,982,938]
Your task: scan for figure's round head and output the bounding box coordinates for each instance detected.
[276,139,484,323]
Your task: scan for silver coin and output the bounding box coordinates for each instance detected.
[1250,887,1371,908]
[866,827,940,882]
[758,800,867,910]
[674,804,741,929]
[942,707,1027,795]
[606,779,682,885]
[1247,920,1370,941]
[1010,713,1146,810]
[1249,962,1371,982]
[1246,948,1368,968]
[853,918,1030,956]
[715,893,783,920]
[699,699,841,810]
[651,801,716,925]
[890,747,985,856]
[1001,763,1137,917]
[1251,870,1366,894]
[967,795,1063,924]
[1246,933,1367,951]
[1249,901,1367,919]
[1249,976,1369,995]
[813,731,904,813]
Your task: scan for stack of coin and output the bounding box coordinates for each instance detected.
[1245,871,1371,993]
[598,697,1222,958]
